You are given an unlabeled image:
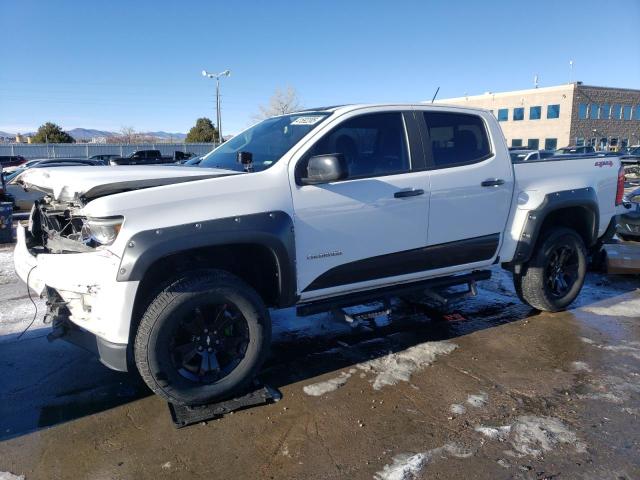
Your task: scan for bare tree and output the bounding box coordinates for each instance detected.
[255,86,302,120]
[119,126,138,144]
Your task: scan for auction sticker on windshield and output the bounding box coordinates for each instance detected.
[291,116,325,125]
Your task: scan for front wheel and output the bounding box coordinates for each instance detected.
[134,269,271,406]
[513,227,587,312]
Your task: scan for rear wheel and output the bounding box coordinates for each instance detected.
[513,227,587,312]
[134,269,271,406]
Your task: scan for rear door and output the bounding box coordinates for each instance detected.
[289,108,431,299]
[416,108,513,268]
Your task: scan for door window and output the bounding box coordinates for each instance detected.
[422,111,491,168]
[307,112,410,178]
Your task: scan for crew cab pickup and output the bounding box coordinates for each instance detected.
[14,104,625,406]
[109,149,164,165]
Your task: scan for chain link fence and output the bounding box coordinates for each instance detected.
[0,143,217,159]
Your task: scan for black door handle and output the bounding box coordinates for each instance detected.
[394,189,424,198]
[481,179,505,187]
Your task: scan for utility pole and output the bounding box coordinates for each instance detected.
[202,69,231,143]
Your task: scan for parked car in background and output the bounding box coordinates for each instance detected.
[7,159,100,212]
[554,146,596,155]
[509,149,555,162]
[109,150,164,165]
[625,146,640,156]
[0,164,8,203]
[90,154,121,164]
[4,158,98,182]
[173,151,195,162]
[110,149,162,165]
[0,155,27,173]
[616,188,640,241]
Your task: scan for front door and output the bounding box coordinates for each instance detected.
[289,109,431,299]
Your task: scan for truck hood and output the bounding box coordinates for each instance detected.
[16,165,241,202]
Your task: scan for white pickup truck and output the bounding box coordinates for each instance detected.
[14,104,625,406]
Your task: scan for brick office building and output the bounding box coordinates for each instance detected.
[435,82,640,151]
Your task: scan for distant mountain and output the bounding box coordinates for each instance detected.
[0,128,188,142]
[145,131,187,140]
[67,128,187,141]
[67,128,114,140]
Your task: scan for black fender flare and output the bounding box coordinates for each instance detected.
[509,187,599,265]
[117,211,297,307]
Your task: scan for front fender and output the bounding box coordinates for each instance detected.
[116,211,297,306]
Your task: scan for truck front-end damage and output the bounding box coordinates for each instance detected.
[14,197,138,372]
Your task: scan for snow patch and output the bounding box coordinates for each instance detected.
[303,370,354,396]
[475,425,511,441]
[374,443,472,480]
[581,297,640,318]
[450,403,466,415]
[358,341,457,390]
[480,416,586,458]
[578,374,640,404]
[581,338,640,361]
[466,392,488,408]
[0,473,25,480]
[571,361,592,372]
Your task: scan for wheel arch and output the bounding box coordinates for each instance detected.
[120,211,297,343]
[507,188,599,267]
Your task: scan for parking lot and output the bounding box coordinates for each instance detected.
[1,245,639,480]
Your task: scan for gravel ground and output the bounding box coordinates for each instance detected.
[0,245,639,479]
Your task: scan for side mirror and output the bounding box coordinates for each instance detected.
[301,154,348,185]
[237,151,253,172]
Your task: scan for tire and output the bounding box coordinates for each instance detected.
[513,227,587,312]
[134,269,271,406]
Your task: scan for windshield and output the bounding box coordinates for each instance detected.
[199,112,330,171]
[5,168,26,183]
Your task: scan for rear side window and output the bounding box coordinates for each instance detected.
[423,112,492,168]
[307,112,410,178]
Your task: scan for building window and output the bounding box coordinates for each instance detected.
[547,104,560,119]
[612,104,622,119]
[623,105,632,120]
[511,139,523,147]
[589,104,599,120]
[600,104,610,120]
[576,137,585,146]
[588,138,596,147]
[634,106,640,120]
[622,138,629,148]
[497,108,508,122]
[527,139,539,149]
[513,107,524,121]
[529,106,541,120]
[544,138,557,150]
[578,103,588,119]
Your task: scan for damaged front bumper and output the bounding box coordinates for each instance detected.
[13,223,139,371]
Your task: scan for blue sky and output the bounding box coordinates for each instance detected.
[1,0,639,135]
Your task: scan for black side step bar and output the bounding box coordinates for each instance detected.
[296,270,491,317]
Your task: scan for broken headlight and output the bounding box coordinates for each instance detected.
[84,216,124,246]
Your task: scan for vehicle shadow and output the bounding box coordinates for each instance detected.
[0,268,637,442]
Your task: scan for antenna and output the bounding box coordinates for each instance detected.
[431,86,440,103]
[534,74,539,88]
[569,59,574,83]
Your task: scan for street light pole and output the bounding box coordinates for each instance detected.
[202,69,231,143]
